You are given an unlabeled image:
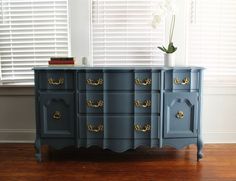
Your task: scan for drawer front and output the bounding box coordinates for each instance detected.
[79,92,159,114]
[134,116,158,139]
[164,92,198,138]
[39,92,75,138]
[78,71,161,91]
[80,116,134,139]
[104,116,133,139]
[135,72,160,90]
[79,116,104,139]
[164,70,199,90]
[104,71,133,90]
[79,71,134,91]
[79,115,159,140]
[135,93,159,114]
[78,71,103,91]
[38,70,74,90]
[79,93,104,114]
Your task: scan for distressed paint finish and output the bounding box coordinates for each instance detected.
[34,66,204,161]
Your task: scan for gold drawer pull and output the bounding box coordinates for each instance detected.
[135,78,151,86]
[176,111,184,119]
[86,79,103,86]
[134,100,151,108]
[87,100,104,108]
[48,78,64,85]
[52,111,61,120]
[174,77,190,85]
[87,124,104,133]
[134,124,151,132]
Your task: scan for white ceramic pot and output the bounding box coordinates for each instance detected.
[164,53,175,67]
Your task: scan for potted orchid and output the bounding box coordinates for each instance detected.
[152,0,177,67]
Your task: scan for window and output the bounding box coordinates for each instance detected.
[187,0,236,86]
[91,0,165,66]
[0,0,70,84]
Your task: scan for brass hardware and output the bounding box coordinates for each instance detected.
[134,124,151,132]
[176,111,184,119]
[86,78,103,86]
[87,100,104,108]
[52,111,61,120]
[134,100,151,108]
[48,78,64,85]
[135,78,151,86]
[174,77,190,85]
[87,124,104,133]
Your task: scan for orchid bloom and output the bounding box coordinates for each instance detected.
[152,0,177,54]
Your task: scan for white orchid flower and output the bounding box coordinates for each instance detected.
[152,0,177,54]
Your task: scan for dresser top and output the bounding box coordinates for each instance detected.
[33,65,204,70]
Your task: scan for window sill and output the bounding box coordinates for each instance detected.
[0,84,35,96]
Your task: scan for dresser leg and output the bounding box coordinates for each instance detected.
[197,138,203,161]
[34,138,42,162]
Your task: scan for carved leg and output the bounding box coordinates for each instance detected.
[197,138,203,161]
[34,138,42,162]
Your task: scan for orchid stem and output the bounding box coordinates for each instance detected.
[169,15,175,44]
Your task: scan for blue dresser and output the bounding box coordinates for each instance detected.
[34,66,204,161]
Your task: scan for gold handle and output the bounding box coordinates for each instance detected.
[87,100,104,108]
[176,111,184,119]
[134,100,151,108]
[174,77,190,85]
[135,78,151,86]
[87,124,104,133]
[52,111,61,120]
[48,78,64,85]
[134,124,151,132]
[86,79,103,86]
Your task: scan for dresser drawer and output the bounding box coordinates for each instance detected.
[79,92,159,114]
[39,92,75,138]
[78,71,104,91]
[79,115,159,140]
[134,116,158,139]
[79,93,104,114]
[135,72,160,90]
[79,116,133,139]
[79,70,134,91]
[135,92,160,114]
[38,70,74,90]
[79,116,104,139]
[164,70,199,90]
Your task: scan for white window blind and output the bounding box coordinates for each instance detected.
[0,0,70,83]
[187,0,236,86]
[91,0,165,66]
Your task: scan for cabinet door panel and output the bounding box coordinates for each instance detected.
[164,92,198,138]
[39,92,75,138]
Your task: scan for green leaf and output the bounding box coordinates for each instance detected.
[157,46,167,53]
[166,42,177,53]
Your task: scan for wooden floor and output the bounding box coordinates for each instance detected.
[0,144,235,181]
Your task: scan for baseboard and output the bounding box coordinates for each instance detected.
[0,129,235,144]
[0,129,35,143]
[203,131,236,143]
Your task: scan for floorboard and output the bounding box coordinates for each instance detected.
[0,144,235,181]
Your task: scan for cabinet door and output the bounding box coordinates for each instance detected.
[39,92,75,138]
[164,92,198,138]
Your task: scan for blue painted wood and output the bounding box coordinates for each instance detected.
[39,92,75,138]
[164,92,198,138]
[164,70,199,90]
[38,70,75,90]
[34,66,204,161]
